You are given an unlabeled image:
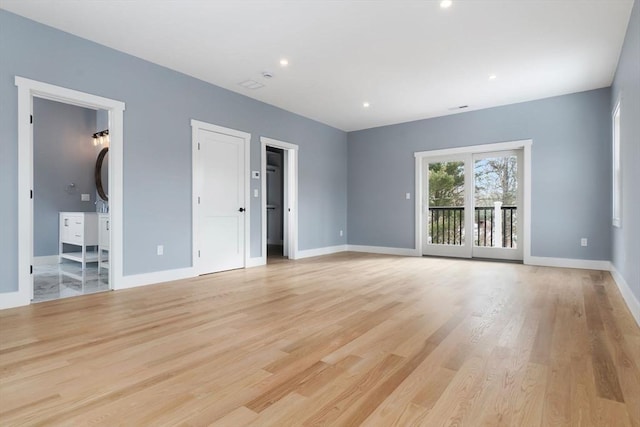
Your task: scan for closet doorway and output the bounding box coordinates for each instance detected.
[266,146,285,259]
[260,137,299,263]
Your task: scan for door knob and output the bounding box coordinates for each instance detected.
[238,207,245,212]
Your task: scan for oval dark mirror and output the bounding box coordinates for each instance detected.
[95,147,108,202]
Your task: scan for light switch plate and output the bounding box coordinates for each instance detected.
[405,193,411,200]
[252,171,260,179]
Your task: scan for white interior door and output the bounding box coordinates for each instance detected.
[197,128,246,274]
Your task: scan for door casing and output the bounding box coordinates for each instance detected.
[13,76,124,309]
[260,137,299,262]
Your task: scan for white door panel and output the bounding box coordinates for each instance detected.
[197,128,245,274]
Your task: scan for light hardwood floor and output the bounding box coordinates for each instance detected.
[1,252,639,426]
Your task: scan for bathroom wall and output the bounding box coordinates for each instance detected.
[33,98,97,257]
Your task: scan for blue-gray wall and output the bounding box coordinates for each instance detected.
[611,0,640,303]
[0,10,348,292]
[96,109,108,132]
[348,88,612,261]
[33,98,98,256]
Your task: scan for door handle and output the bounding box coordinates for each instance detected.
[238,207,245,212]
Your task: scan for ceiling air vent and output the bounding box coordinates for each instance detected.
[238,79,264,90]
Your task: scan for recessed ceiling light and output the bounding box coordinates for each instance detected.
[489,74,497,80]
[280,59,289,66]
[440,0,452,9]
[363,102,370,108]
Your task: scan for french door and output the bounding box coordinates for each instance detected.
[422,150,523,261]
[422,155,472,258]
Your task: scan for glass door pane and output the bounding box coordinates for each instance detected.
[423,157,471,258]
[472,151,523,260]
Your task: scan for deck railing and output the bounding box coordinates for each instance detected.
[428,205,517,248]
[428,207,464,245]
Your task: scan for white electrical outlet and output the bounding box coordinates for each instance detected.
[81,193,90,201]
[581,238,588,247]
[340,230,343,237]
[254,189,259,198]
[157,245,164,255]
[406,192,411,200]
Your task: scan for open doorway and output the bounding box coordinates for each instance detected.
[266,146,285,260]
[260,137,299,263]
[14,76,124,309]
[31,99,111,302]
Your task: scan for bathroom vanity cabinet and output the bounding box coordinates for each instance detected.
[59,212,99,269]
[98,213,110,273]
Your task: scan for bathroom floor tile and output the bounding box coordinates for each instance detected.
[33,261,110,303]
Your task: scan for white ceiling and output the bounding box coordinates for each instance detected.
[1,0,634,131]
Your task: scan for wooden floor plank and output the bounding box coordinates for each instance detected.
[0,253,638,426]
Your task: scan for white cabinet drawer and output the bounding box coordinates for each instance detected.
[67,217,84,245]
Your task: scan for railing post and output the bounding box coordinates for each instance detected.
[494,201,503,248]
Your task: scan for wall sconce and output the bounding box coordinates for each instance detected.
[93,129,109,146]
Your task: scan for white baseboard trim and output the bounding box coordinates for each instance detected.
[347,245,420,257]
[0,290,30,310]
[33,255,59,266]
[296,245,348,259]
[246,257,266,268]
[610,263,640,328]
[117,267,196,290]
[525,256,610,271]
